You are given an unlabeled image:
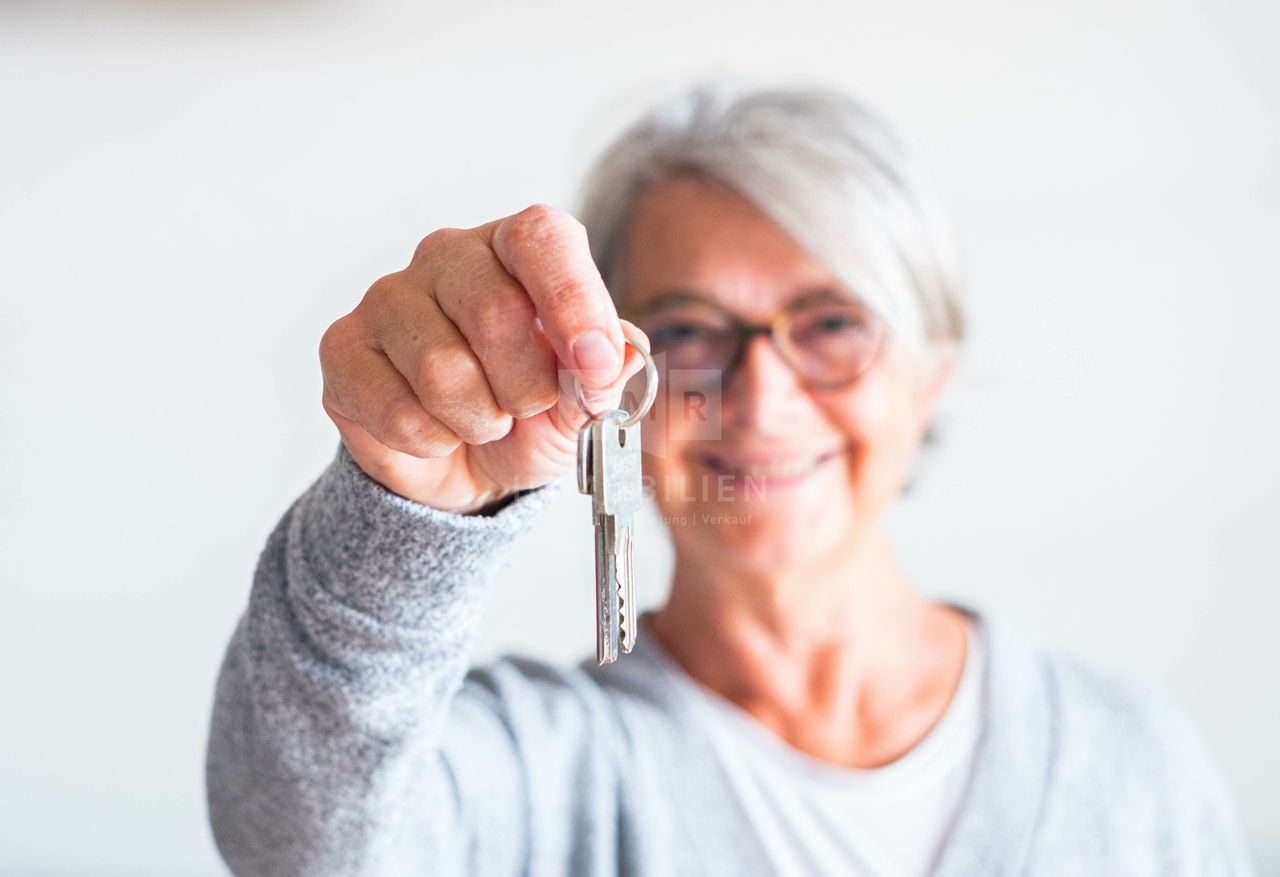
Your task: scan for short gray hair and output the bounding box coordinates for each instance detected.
[578,84,966,362]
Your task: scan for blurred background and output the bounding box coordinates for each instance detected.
[1,0,1276,873]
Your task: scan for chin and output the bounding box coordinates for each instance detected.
[671,505,852,576]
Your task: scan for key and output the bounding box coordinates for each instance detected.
[572,334,657,665]
[578,409,642,665]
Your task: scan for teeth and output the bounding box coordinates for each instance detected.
[724,456,824,479]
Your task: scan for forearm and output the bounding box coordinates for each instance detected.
[206,444,558,875]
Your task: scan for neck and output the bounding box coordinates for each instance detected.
[647,527,968,768]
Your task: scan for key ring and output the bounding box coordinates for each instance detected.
[572,335,658,428]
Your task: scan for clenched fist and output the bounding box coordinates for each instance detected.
[319,205,648,514]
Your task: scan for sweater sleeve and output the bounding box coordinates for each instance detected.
[1036,652,1259,876]
[206,444,562,876]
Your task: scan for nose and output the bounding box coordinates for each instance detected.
[721,333,807,432]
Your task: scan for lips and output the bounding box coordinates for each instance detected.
[696,447,847,483]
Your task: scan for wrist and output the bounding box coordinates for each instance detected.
[446,489,517,517]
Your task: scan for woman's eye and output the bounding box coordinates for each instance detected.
[651,323,713,345]
[801,313,865,336]
[816,316,857,332]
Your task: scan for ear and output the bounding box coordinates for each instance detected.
[914,342,958,436]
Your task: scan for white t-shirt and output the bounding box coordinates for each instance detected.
[661,622,985,877]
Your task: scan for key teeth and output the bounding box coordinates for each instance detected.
[618,588,634,654]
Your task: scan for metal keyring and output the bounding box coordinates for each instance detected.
[573,336,658,428]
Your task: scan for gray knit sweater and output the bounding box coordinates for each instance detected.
[206,445,1256,876]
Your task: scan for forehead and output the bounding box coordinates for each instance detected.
[621,177,844,319]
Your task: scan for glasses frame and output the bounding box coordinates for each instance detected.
[623,291,888,392]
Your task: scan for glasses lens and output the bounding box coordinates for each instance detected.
[780,298,884,386]
[635,302,739,374]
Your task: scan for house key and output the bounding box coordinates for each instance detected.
[575,337,658,665]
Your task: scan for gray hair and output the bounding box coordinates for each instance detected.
[578,84,966,363]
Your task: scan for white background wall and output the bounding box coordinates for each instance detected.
[1,0,1276,873]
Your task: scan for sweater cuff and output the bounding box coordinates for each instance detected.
[289,443,561,627]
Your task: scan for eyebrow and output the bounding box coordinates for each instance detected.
[627,287,862,316]
[627,290,715,313]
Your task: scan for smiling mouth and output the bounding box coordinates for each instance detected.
[696,447,847,483]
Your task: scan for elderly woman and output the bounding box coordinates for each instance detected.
[207,87,1253,875]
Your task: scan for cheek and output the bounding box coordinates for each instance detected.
[820,380,923,503]
[639,411,695,513]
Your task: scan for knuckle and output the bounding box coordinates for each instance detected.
[377,404,459,458]
[504,204,583,251]
[515,202,561,230]
[420,434,463,459]
[470,286,531,340]
[485,415,515,443]
[318,318,368,393]
[360,272,407,315]
[318,318,349,366]
[417,343,484,400]
[377,403,426,449]
[497,376,559,419]
[507,396,559,421]
[541,274,592,312]
[461,413,514,445]
[413,227,466,264]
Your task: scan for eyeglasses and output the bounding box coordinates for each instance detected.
[625,291,886,390]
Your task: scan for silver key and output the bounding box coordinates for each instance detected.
[577,409,642,665]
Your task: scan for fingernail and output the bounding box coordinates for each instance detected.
[571,330,619,377]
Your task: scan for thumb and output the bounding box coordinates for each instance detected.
[551,323,651,441]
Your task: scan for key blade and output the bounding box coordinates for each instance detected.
[618,520,636,653]
[595,513,620,665]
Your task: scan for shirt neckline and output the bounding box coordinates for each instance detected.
[635,610,985,789]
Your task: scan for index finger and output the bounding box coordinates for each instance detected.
[484,204,624,389]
